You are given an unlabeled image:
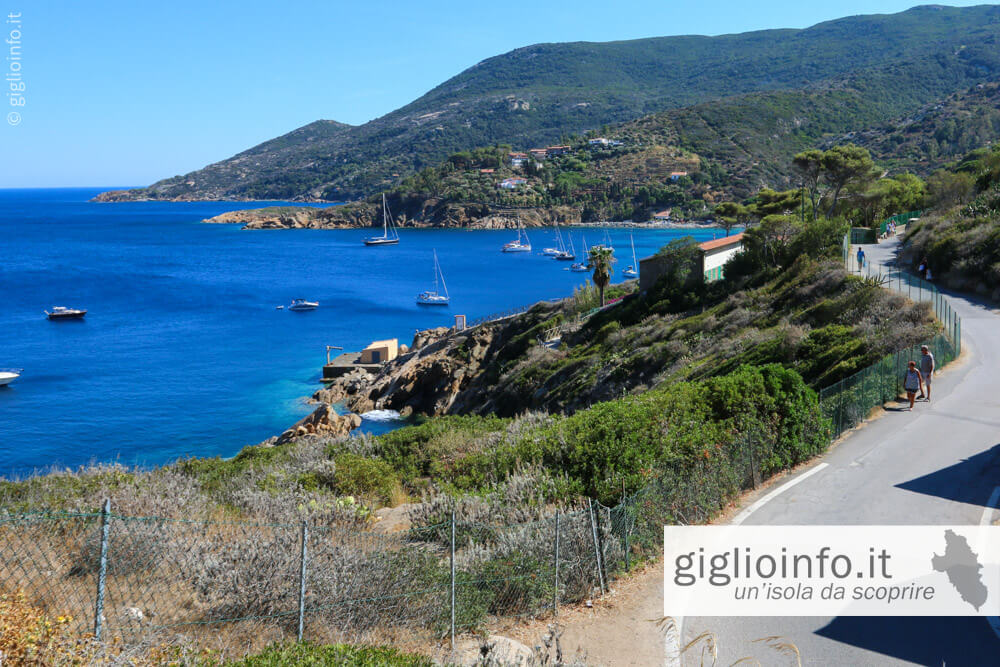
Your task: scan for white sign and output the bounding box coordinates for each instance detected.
[664,526,1000,617]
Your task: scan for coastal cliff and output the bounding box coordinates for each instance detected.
[203,201,581,230]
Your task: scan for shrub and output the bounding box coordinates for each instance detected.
[331,453,400,504]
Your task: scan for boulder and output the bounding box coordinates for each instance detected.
[275,404,361,445]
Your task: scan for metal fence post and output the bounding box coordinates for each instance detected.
[553,511,560,617]
[94,499,111,640]
[297,521,308,642]
[588,499,606,595]
[450,511,456,650]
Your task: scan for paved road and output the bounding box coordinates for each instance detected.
[683,239,1000,666]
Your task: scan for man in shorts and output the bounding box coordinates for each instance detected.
[918,345,935,401]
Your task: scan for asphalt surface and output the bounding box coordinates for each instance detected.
[683,239,1000,666]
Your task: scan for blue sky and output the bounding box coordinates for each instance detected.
[0,1,988,187]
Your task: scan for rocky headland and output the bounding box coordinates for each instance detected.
[203,201,581,230]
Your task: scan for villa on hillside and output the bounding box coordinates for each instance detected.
[588,137,610,147]
[546,145,571,157]
[669,171,689,181]
[652,209,672,221]
[509,152,528,167]
[637,233,744,292]
[529,148,548,160]
[499,177,528,189]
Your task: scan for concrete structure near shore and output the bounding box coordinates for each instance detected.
[360,339,399,364]
[323,338,400,379]
[638,233,744,292]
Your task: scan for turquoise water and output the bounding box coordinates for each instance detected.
[0,188,721,475]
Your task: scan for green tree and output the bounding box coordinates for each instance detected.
[793,149,824,221]
[713,201,746,236]
[587,246,617,306]
[821,144,877,218]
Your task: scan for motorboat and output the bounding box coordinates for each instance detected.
[45,306,87,320]
[502,219,531,253]
[363,194,400,246]
[288,299,319,311]
[416,249,450,306]
[0,368,21,386]
[570,260,590,272]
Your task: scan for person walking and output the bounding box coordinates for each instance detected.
[903,360,924,411]
[857,247,866,271]
[918,257,928,279]
[917,345,935,401]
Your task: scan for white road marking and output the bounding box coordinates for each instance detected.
[731,463,829,525]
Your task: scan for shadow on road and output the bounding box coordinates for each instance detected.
[815,616,999,664]
[894,444,1000,508]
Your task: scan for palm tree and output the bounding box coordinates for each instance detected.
[588,246,616,306]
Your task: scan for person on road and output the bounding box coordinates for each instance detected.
[918,345,935,401]
[904,360,924,411]
[857,247,866,271]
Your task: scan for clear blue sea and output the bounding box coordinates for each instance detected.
[0,188,722,475]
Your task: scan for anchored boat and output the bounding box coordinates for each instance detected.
[502,219,531,253]
[288,299,319,311]
[622,234,639,278]
[45,306,87,320]
[363,194,400,246]
[417,249,450,306]
[0,368,22,386]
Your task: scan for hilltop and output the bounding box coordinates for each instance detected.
[97,5,1000,203]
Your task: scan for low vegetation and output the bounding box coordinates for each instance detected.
[903,143,1000,299]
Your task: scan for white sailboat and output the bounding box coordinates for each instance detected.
[542,222,564,256]
[363,194,400,246]
[622,234,639,278]
[555,233,576,261]
[502,219,532,252]
[571,234,590,271]
[417,250,450,306]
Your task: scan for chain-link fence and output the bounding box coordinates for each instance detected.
[826,243,962,439]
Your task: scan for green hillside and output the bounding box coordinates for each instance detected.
[97,5,1000,203]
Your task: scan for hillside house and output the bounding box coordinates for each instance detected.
[529,148,548,161]
[479,168,495,174]
[546,145,571,157]
[588,138,610,147]
[509,152,528,167]
[500,177,528,190]
[652,209,672,221]
[669,171,689,182]
[638,233,744,292]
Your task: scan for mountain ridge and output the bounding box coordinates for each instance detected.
[95,4,1000,203]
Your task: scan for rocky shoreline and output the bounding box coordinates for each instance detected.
[203,201,582,230]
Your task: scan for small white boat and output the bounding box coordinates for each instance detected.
[364,194,401,246]
[417,249,450,306]
[0,368,22,386]
[502,219,532,253]
[622,234,639,278]
[275,305,284,310]
[45,306,87,320]
[288,299,319,311]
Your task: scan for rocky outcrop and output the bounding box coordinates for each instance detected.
[314,324,502,417]
[202,200,581,230]
[275,404,361,445]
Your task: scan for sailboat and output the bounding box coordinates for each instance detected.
[593,228,615,253]
[570,235,590,272]
[502,219,532,252]
[622,234,639,278]
[555,233,576,261]
[416,250,450,306]
[542,222,564,256]
[363,194,400,246]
